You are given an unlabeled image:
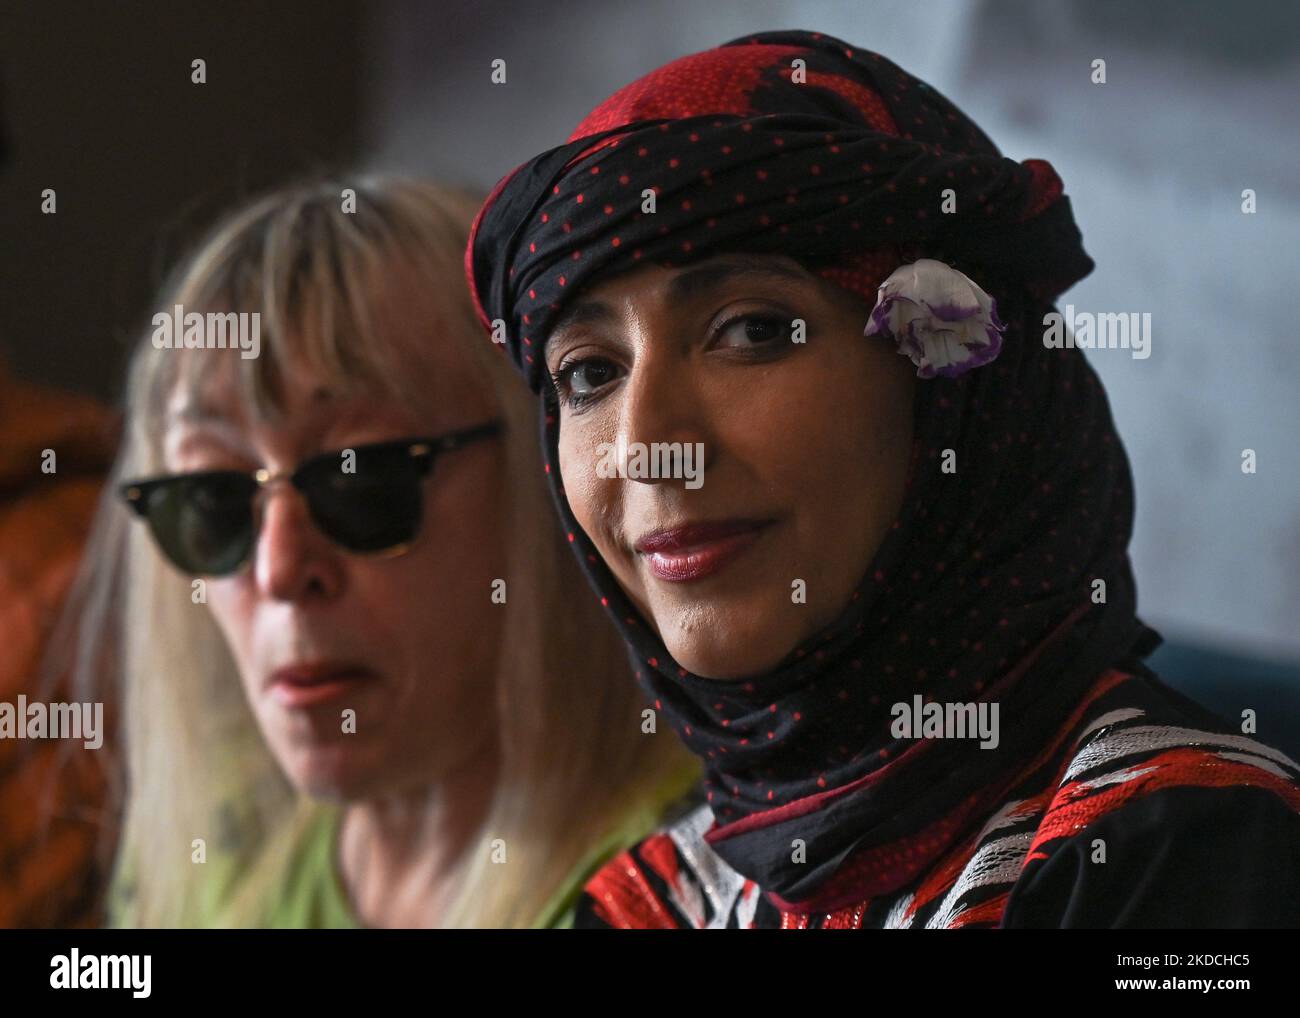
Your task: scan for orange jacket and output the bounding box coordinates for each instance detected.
[0,361,120,927]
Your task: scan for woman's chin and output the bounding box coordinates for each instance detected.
[278,742,379,802]
[653,596,808,681]
[664,630,797,682]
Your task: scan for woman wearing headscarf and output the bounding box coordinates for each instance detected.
[466,30,1300,928]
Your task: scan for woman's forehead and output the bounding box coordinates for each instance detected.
[605,251,810,293]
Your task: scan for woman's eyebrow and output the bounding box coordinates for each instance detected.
[545,255,809,353]
[548,300,616,346]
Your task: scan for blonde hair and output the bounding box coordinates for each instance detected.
[62,175,695,927]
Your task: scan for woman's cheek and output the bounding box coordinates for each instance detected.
[202,582,262,699]
[204,581,249,651]
[720,370,839,486]
[559,419,605,505]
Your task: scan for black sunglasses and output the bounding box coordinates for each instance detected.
[120,421,503,576]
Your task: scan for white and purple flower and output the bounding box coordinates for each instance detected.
[864,259,1007,379]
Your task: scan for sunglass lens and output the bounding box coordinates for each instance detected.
[300,449,423,552]
[144,473,257,575]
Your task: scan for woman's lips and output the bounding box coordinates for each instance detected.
[635,519,774,583]
[267,662,378,709]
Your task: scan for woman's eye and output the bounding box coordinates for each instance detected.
[553,357,622,405]
[715,313,791,349]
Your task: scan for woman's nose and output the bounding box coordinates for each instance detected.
[251,485,344,601]
[616,347,713,487]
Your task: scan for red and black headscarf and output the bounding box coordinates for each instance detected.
[466,30,1161,912]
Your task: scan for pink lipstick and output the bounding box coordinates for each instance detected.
[635,519,773,583]
[268,661,378,709]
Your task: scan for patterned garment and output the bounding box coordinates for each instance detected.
[575,667,1300,928]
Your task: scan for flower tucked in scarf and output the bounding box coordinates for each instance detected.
[866,259,1008,378]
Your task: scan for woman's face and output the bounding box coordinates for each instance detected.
[545,253,915,680]
[163,333,506,802]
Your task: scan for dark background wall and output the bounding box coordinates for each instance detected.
[0,0,365,400]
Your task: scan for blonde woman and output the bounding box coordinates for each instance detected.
[63,176,697,928]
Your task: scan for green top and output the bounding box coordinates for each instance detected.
[269,764,700,928]
[108,763,700,928]
[269,805,358,928]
